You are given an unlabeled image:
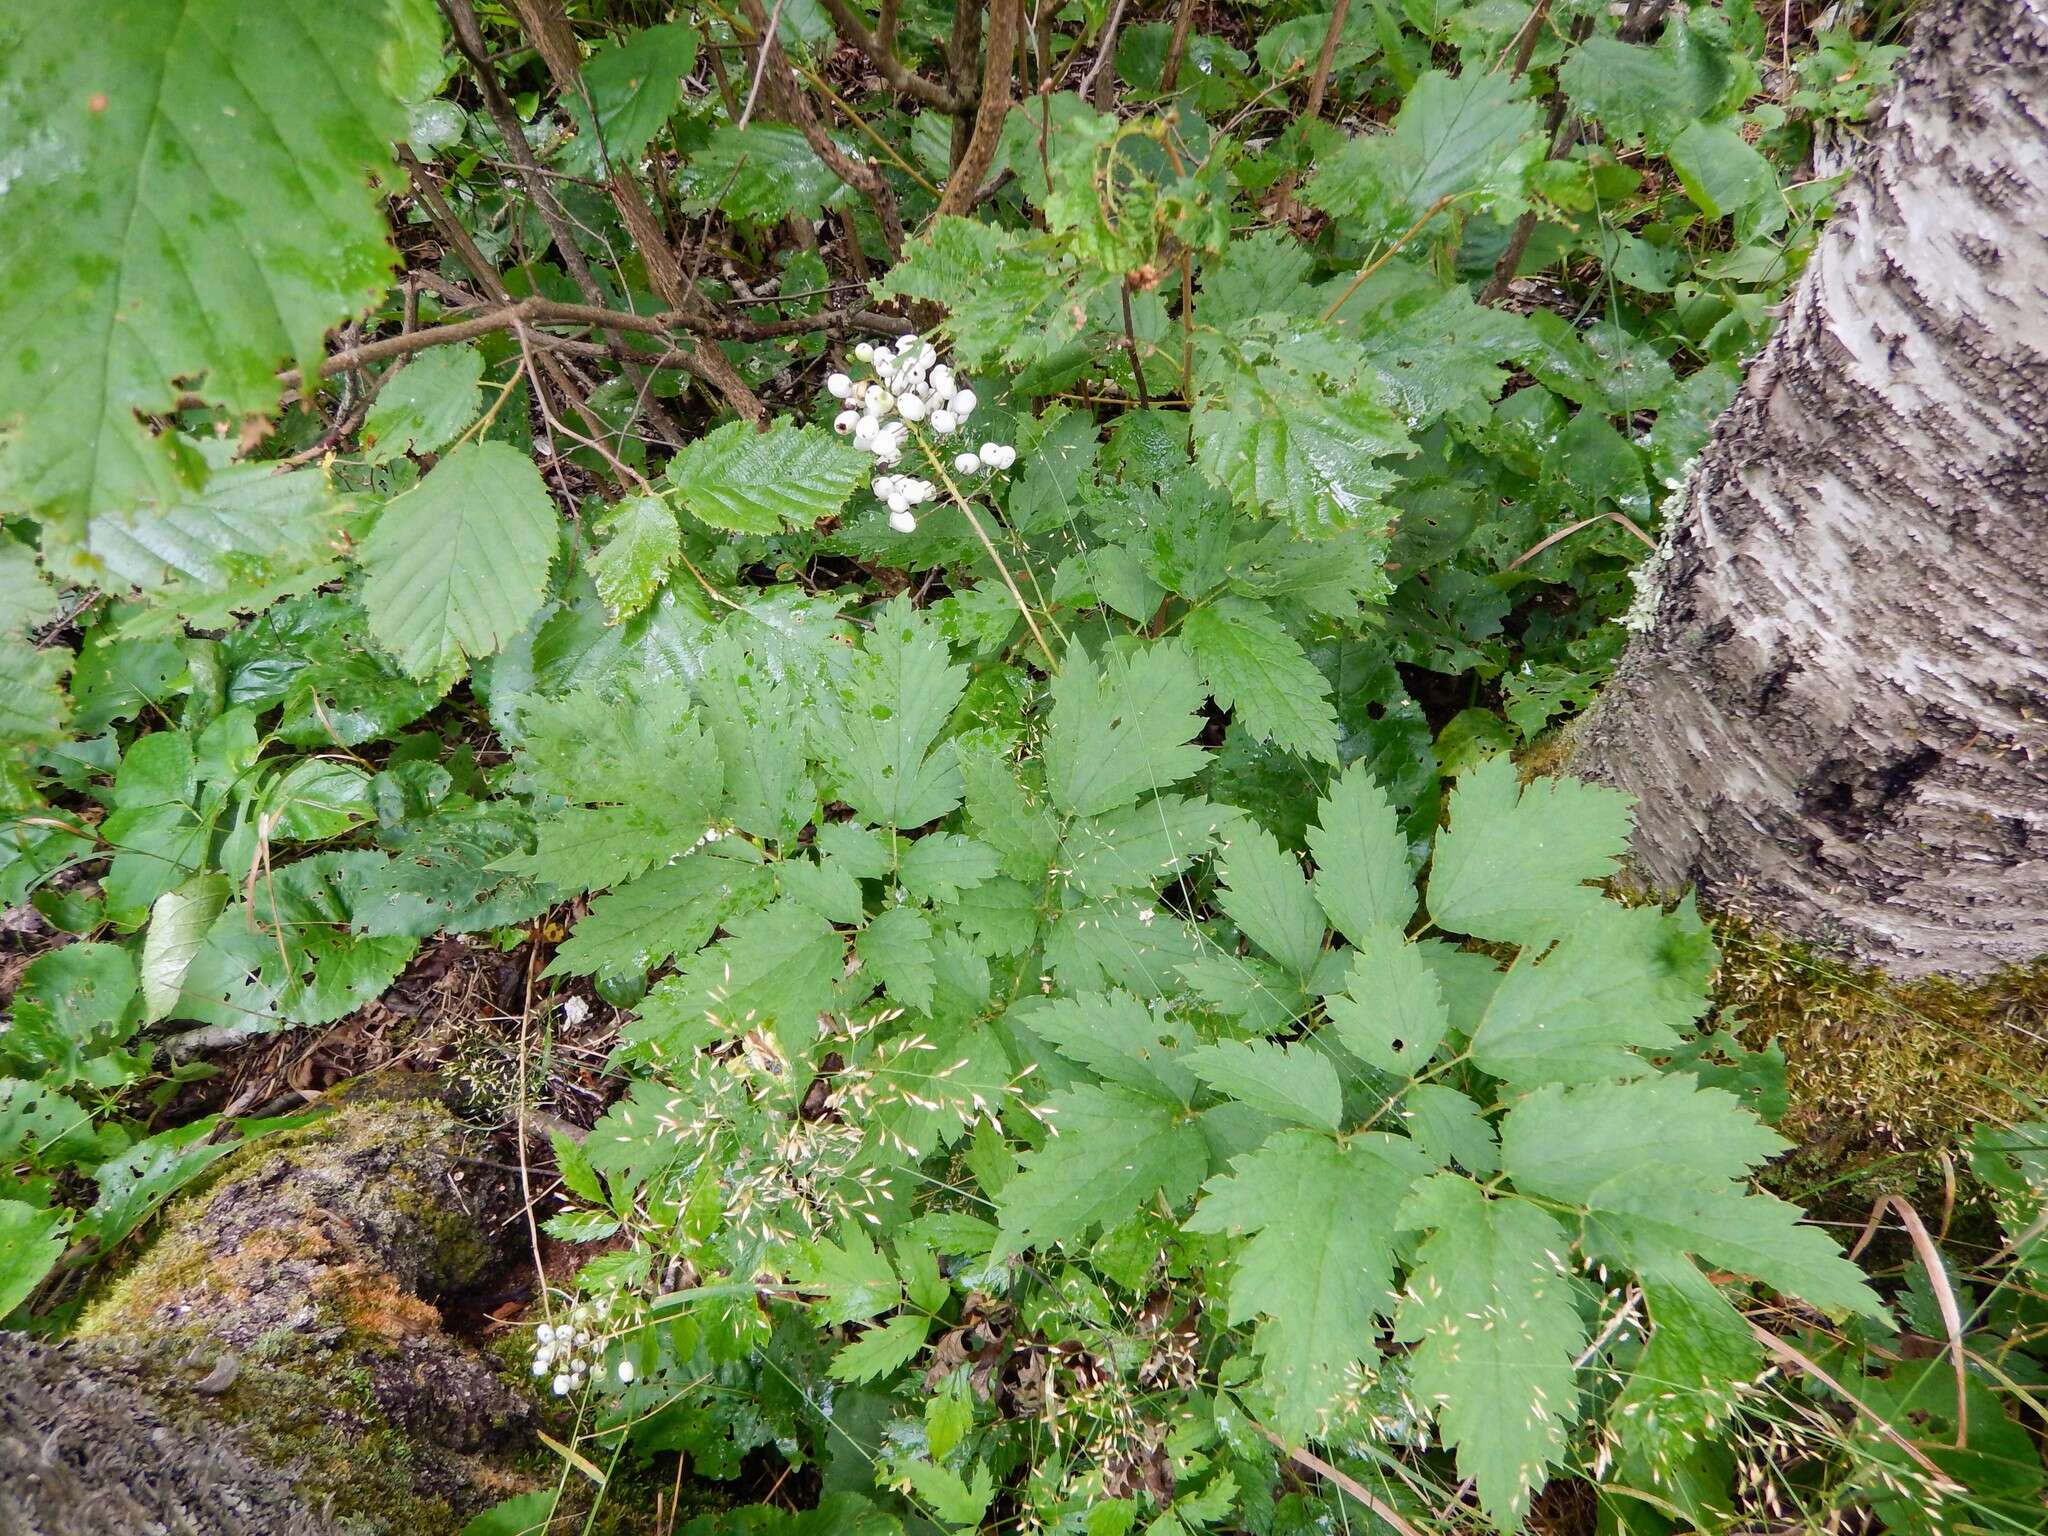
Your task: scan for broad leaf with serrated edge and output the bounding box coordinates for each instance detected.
[1044,643,1210,817]
[819,595,967,828]
[362,346,483,464]
[1397,1175,1585,1530]
[1426,758,1635,944]
[0,0,437,567]
[1184,1041,1342,1131]
[995,1084,1206,1257]
[1216,826,1325,982]
[1184,598,1339,763]
[1326,925,1452,1076]
[1021,989,1198,1106]
[589,494,680,619]
[362,442,559,679]
[1187,1131,1429,1438]
[1500,1076,1883,1318]
[1306,762,1415,943]
[1469,903,1714,1087]
[667,418,869,535]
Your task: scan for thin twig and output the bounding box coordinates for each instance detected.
[1319,193,1463,322]
[1157,0,1201,95]
[935,0,1024,217]
[919,435,1061,674]
[1074,0,1131,107]
[1506,511,1657,570]
[1119,286,1151,409]
[1253,1426,1427,1536]
[737,0,789,127]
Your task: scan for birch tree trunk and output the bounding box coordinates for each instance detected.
[1572,0,2048,977]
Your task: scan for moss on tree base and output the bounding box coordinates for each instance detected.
[1714,921,2048,1205]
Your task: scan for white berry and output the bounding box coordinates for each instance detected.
[952,389,977,417]
[889,508,918,533]
[826,372,852,398]
[898,394,927,422]
[929,408,957,434]
[954,452,980,474]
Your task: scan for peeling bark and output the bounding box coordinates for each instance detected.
[1573,0,2048,976]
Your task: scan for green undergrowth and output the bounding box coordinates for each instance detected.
[6,0,2045,1533]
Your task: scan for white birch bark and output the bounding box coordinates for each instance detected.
[1574,0,2048,976]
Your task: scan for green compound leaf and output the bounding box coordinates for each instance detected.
[1426,757,1636,945]
[0,0,438,567]
[1183,597,1340,764]
[1326,924,1452,1077]
[1501,1076,1885,1319]
[361,441,560,680]
[666,418,870,535]
[1469,903,1716,1088]
[1044,642,1210,817]
[995,1084,1207,1258]
[1187,1130,1429,1439]
[1398,1175,1587,1530]
[819,594,968,828]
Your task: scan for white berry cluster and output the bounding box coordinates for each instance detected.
[529,1292,638,1397]
[826,334,1018,534]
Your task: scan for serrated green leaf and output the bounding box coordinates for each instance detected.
[1306,762,1416,943]
[589,494,680,619]
[1187,1130,1429,1438]
[1184,1040,1342,1131]
[0,538,57,638]
[88,447,346,628]
[362,346,484,464]
[1184,598,1339,763]
[1193,362,1409,538]
[1044,643,1210,817]
[1060,794,1225,900]
[667,418,870,535]
[0,1200,68,1318]
[1402,1083,1499,1176]
[996,1084,1207,1257]
[1501,1076,1883,1318]
[549,855,775,979]
[1216,826,1325,982]
[898,1458,995,1529]
[568,21,698,166]
[898,834,999,905]
[1306,68,1541,235]
[1398,1175,1586,1529]
[141,873,230,1023]
[1470,903,1713,1087]
[819,595,967,828]
[859,904,937,1013]
[1022,988,1199,1105]
[0,0,436,565]
[1326,925,1452,1076]
[362,441,559,679]
[682,123,855,225]
[1426,759,1635,944]
[792,1225,901,1324]
[693,634,815,843]
[622,899,844,1059]
[830,1312,930,1383]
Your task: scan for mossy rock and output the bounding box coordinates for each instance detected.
[9,1084,545,1536]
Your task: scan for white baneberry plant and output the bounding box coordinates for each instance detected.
[528,1290,643,1397]
[826,333,1017,532]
